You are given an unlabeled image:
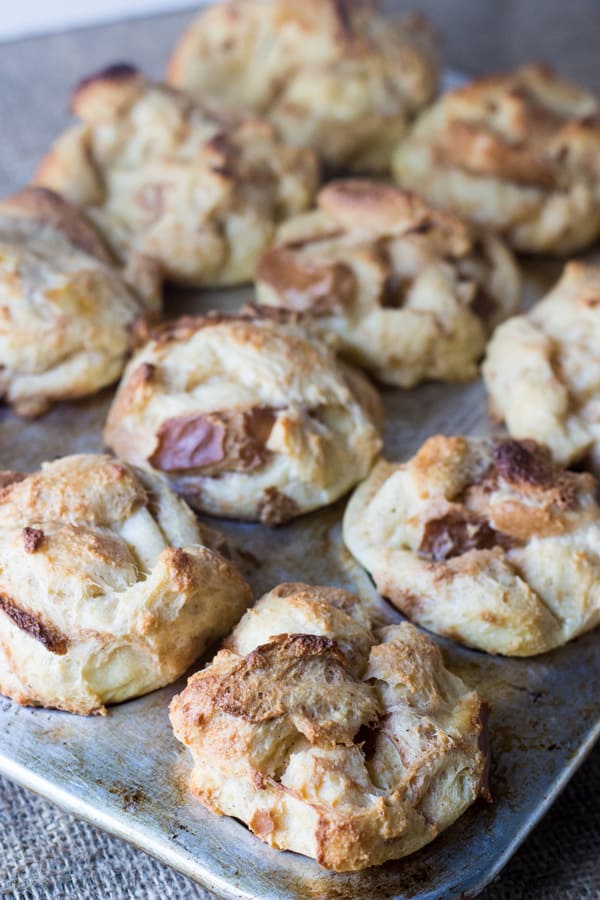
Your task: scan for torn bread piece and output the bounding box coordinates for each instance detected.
[393,65,600,253]
[344,435,600,656]
[104,308,383,525]
[483,261,600,469]
[35,64,318,286]
[0,454,251,714]
[170,582,489,871]
[256,180,520,387]
[167,0,438,173]
[0,186,160,417]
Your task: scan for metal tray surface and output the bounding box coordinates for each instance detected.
[0,260,599,900]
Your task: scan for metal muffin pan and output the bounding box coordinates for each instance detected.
[0,257,599,900]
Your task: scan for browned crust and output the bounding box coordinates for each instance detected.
[419,511,514,562]
[0,593,70,655]
[430,64,600,191]
[74,62,140,96]
[489,439,596,516]
[257,246,356,313]
[492,439,557,488]
[317,180,471,253]
[258,487,300,526]
[150,314,226,346]
[115,362,158,414]
[214,634,343,722]
[150,307,304,348]
[503,85,572,141]
[71,62,144,117]
[148,407,277,474]
[447,63,577,109]
[0,471,26,491]
[436,121,557,189]
[189,631,378,747]
[413,435,596,552]
[411,434,470,479]
[0,187,114,263]
[320,179,429,229]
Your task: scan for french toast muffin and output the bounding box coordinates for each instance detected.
[256,180,521,387]
[0,186,159,417]
[167,0,438,173]
[35,64,318,286]
[393,65,600,253]
[0,454,252,714]
[483,261,600,468]
[344,435,600,656]
[170,582,489,871]
[104,309,383,525]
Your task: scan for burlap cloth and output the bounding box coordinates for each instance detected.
[0,4,599,897]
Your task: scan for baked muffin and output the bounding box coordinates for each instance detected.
[170,582,489,872]
[256,180,521,387]
[344,435,600,656]
[393,65,600,253]
[35,64,318,287]
[483,261,600,468]
[0,186,159,417]
[167,0,438,173]
[104,309,383,525]
[0,454,251,715]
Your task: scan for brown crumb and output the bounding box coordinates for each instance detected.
[22,527,44,553]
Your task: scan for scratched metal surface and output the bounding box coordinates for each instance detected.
[0,257,599,900]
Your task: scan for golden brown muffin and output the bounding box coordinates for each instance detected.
[170,582,489,871]
[35,64,318,286]
[0,454,252,715]
[393,65,600,253]
[167,0,438,173]
[483,261,600,468]
[104,309,383,525]
[0,186,159,417]
[344,435,600,656]
[256,180,521,387]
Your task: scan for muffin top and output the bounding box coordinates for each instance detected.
[167,0,438,172]
[344,435,600,655]
[104,308,383,524]
[170,582,488,871]
[35,65,318,286]
[393,65,600,253]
